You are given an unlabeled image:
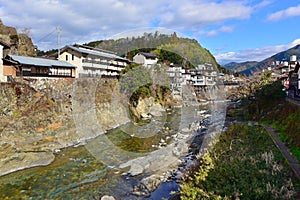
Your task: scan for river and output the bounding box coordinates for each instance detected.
[0,102,226,199]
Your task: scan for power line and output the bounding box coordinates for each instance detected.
[36,28,57,43]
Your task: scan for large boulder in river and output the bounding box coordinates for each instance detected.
[101,195,115,200]
[134,97,165,119]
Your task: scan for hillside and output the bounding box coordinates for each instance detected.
[224,61,258,73]
[241,44,300,75]
[85,32,220,70]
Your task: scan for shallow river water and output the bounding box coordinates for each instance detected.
[0,104,219,199]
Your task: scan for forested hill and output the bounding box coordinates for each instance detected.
[85,32,220,69]
[224,61,258,73]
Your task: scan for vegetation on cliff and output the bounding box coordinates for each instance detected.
[247,77,300,161]
[179,71,300,199]
[119,64,173,119]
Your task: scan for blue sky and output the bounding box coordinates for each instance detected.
[0,0,300,64]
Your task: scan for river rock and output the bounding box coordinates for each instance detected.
[149,103,164,117]
[129,163,144,176]
[101,195,115,200]
[0,151,55,176]
[132,174,167,197]
[141,113,151,119]
[135,97,165,118]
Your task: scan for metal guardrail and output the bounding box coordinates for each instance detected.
[286,97,300,106]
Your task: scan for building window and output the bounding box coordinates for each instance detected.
[66,55,68,61]
[72,54,74,61]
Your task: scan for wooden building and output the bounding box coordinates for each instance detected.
[3,54,76,79]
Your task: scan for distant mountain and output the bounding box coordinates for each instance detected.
[240,44,300,76]
[224,61,258,73]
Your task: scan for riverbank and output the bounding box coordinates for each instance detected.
[0,75,231,199]
[129,102,227,199]
[178,97,300,199]
[175,75,300,199]
[0,78,132,177]
[1,79,227,199]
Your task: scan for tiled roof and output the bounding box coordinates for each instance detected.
[137,52,158,58]
[7,54,76,68]
[62,45,129,62]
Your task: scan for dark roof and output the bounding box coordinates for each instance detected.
[5,54,76,68]
[61,45,130,62]
[73,44,116,55]
[0,40,10,49]
[137,52,158,59]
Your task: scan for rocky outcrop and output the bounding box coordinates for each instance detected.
[0,142,55,176]
[0,19,17,35]
[131,97,165,119]
[0,78,130,176]
[0,19,36,56]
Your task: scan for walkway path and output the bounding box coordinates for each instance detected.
[262,124,300,181]
[286,97,300,107]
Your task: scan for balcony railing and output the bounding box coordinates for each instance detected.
[17,71,74,78]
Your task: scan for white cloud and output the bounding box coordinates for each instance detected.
[290,38,300,47]
[207,30,218,37]
[267,4,300,21]
[0,0,258,50]
[160,0,252,28]
[0,0,160,50]
[215,38,300,64]
[205,25,234,37]
[220,26,234,33]
[253,0,272,9]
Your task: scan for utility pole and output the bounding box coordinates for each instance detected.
[57,26,62,59]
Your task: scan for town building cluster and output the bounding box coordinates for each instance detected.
[0,41,218,87]
[166,63,220,96]
[271,55,300,98]
[0,41,223,97]
[132,52,224,97]
[0,42,130,81]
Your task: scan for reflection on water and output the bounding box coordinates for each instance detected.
[0,146,108,199]
[0,105,212,199]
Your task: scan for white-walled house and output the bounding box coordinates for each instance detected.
[133,52,158,67]
[166,63,219,97]
[166,63,185,95]
[0,40,10,82]
[182,64,217,87]
[59,44,130,78]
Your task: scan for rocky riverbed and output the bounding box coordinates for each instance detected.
[128,105,226,199]
[0,78,227,199]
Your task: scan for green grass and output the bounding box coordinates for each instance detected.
[262,118,300,162]
[179,124,299,200]
[247,79,300,164]
[290,147,300,162]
